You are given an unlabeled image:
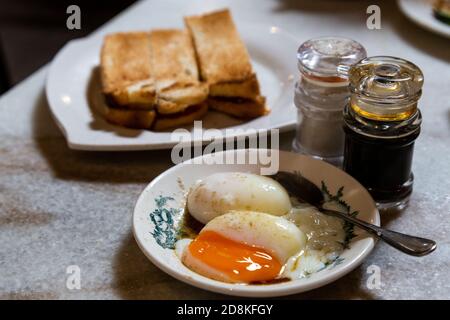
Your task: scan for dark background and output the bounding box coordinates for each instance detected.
[0,0,136,94]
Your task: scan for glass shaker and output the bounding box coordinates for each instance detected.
[292,37,367,166]
[343,56,424,210]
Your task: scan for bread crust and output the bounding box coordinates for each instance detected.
[99,9,269,130]
[156,82,209,114]
[185,9,253,84]
[185,9,268,117]
[153,102,208,131]
[209,73,260,100]
[150,29,199,83]
[102,107,156,129]
[150,29,209,114]
[100,32,156,109]
[208,97,268,119]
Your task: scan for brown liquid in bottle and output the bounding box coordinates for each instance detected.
[343,125,419,203]
[342,56,424,209]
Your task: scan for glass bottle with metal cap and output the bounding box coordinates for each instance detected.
[293,37,367,166]
[342,56,424,210]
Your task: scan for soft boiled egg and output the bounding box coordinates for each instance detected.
[187,172,292,224]
[177,211,306,284]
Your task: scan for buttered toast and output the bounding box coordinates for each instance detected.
[100,32,156,110]
[98,9,268,131]
[100,30,208,130]
[185,9,268,118]
[150,29,208,117]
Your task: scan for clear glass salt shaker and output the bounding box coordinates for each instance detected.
[292,37,367,166]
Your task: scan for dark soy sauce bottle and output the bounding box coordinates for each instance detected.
[342,56,423,210]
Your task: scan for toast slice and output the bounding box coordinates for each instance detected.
[100,32,156,110]
[209,74,261,100]
[150,29,208,115]
[208,97,268,119]
[102,107,156,129]
[185,9,268,119]
[100,102,208,131]
[100,30,208,130]
[184,9,252,84]
[153,102,208,131]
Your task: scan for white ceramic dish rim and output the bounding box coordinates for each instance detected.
[132,149,380,297]
[45,24,299,151]
[398,0,450,38]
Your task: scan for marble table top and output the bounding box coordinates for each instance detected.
[1,0,449,299]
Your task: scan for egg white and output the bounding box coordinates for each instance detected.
[177,174,348,283]
[187,172,292,224]
[202,210,306,263]
[282,203,345,278]
[178,211,306,283]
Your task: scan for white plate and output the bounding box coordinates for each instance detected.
[133,149,380,297]
[45,24,298,151]
[398,0,450,38]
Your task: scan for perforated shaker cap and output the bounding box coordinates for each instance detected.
[297,36,367,82]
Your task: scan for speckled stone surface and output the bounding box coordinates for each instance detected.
[1,0,449,300]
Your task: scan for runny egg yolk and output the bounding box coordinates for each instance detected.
[188,231,282,283]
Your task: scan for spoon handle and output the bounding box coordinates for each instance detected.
[320,208,437,256]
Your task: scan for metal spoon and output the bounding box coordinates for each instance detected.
[269,171,437,257]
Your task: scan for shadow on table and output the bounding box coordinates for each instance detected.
[379,206,406,228]
[86,67,146,138]
[31,90,173,184]
[111,232,376,299]
[448,109,450,130]
[111,232,230,299]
